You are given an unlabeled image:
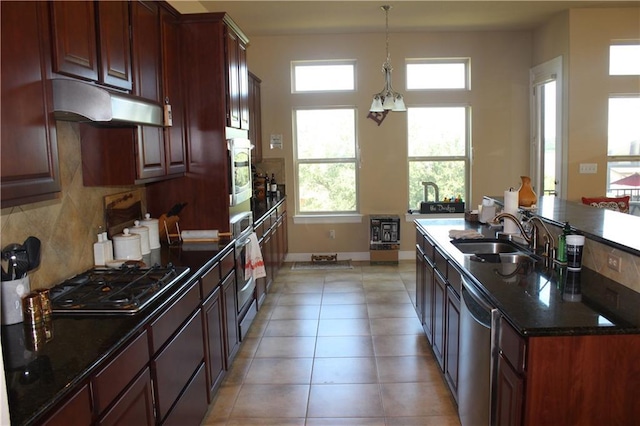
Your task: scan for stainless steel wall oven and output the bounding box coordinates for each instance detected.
[227,138,252,206]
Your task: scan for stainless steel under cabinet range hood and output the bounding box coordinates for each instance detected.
[52,79,164,127]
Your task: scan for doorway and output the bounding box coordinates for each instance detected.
[530,57,564,198]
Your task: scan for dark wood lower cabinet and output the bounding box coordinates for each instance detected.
[99,368,155,426]
[496,354,524,426]
[223,271,239,363]
[41,384,92,426]
[203,286,225,400]
[162,363,209,426]
[152,310,204,421]
[444,286,460,401]
[432,271,446,369]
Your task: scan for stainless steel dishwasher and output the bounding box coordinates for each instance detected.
[458,276,502,426]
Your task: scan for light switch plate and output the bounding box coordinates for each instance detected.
[579,163,598,174]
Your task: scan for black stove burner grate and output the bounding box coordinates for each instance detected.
[49,264,190,315]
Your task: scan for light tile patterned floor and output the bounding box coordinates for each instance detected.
[201,261,461,426]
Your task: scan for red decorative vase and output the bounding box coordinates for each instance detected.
[518,176,537,207]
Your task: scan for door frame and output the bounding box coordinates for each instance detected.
[530,56,565,199]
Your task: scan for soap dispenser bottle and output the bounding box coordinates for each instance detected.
[556,222,571,264]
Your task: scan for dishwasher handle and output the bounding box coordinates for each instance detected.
[461,276,495,329]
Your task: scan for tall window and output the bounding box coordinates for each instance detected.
[292,61,358,214]
[294,108,358,213]
[406,59,470,210]
[606,44,640,215]
[407,106,469,210]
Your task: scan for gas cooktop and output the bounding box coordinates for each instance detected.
[49,264,190,315]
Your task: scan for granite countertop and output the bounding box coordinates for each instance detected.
[416,218,640,338]
[488,195,640,256]
[2,196,288,425]
[1,240,236,426]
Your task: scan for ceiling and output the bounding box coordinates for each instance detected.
[167,1,640,36]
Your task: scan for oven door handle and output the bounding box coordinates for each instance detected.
[239,275,254,292]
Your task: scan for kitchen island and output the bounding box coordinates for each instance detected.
[1,197,287,426]
[415,201,640,425]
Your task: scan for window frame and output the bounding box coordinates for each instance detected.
[291,59,357,93]
[406,58,471,91]
[406,104,472,210]
[292,106,361,216]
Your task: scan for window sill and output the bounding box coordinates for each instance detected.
[293,214,364,225]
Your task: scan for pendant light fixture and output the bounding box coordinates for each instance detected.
[370,5,406,113]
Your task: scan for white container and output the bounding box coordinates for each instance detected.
[94,233,106,266]
[102,232,114,263]
[130,221,151,255]
[566,234,585,271]
[112,228,142,261]
[1,276,30,325]
[139,213,161,249]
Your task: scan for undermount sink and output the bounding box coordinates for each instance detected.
[469,253,535,264]
[452,239,536,264]
[452,239,523,254]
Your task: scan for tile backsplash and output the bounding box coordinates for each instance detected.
[0,122,140,290]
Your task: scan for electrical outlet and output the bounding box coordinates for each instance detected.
[579,163,598,174]
[329,229,336,239]
[607,254,622,272]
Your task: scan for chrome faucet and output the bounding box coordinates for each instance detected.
[422,181,439,202]
[493,212,534,245]
[492,212,556,260]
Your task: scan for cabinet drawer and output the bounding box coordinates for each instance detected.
[200,262,221,299]
[276,202,285,216]
[434,246,448,277]
[42,383,92,426]
[499,317,526,373]
[447,264,462,296]
[92,331,149,414]
[220,248,235,279]
[98,367,154,426]
[254,220,265,239]
[162,362,208,426]
[152,309,204,421]
[148,281,200,354]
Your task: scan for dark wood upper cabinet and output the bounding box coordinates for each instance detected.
[1,1,61,207]
[97,1,133,90]
[131,0,161,102]
[50,1,99,82]
[248,72,262,163]
[225,29,241,129]
[160,6,186,176]
[50,1,132,91]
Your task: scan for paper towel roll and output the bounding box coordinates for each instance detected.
[181,230,219,241]
[503,190,520,234]
[504,190,518,214]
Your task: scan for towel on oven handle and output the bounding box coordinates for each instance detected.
[245,232,266,280]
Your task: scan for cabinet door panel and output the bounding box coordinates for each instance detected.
[42,384,92,426]
[223,272,239,362]
[496,355,524,426]
[1,1,61,206]
[203,287,225,398]
[162,363,208,426]
[131,0,160,102]
[153,310,204,421]
[92,331,150,414]
[50,1,99,81]
[432,270,446,370]
[238,40,249,130]
[97,1,132,90]
[225,29,241,128]
[160,8,186,175]
[99,368,154,426]
[445,286,460,400]
[136,126,166,180]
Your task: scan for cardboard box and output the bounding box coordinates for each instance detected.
[369,249,398,264]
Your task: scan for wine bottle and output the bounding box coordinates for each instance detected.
[270,173,277,197]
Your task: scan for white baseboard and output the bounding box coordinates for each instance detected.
[284,251,415,262]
